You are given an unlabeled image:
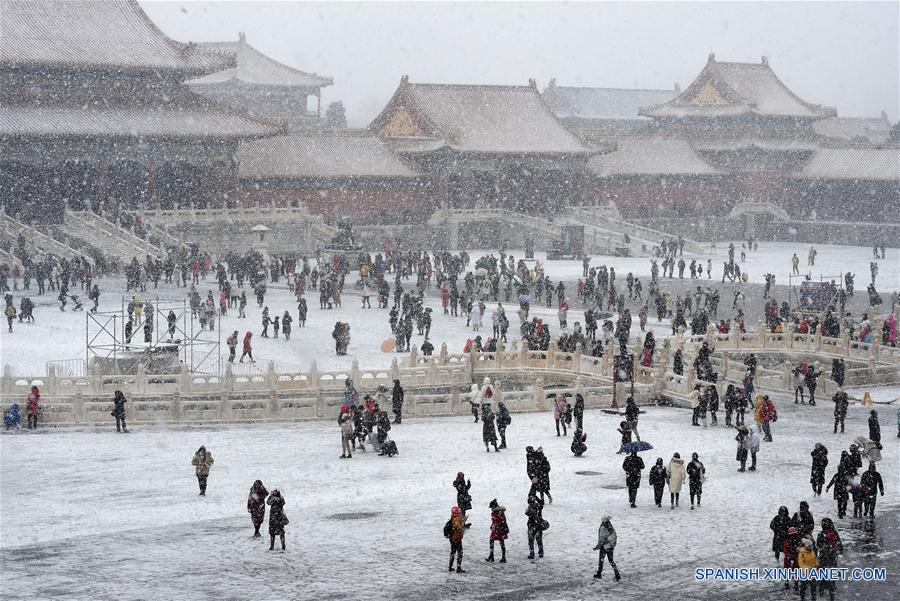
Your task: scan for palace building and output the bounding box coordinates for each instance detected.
[0,0,276,222]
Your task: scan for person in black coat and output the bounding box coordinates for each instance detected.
[792,501,814,538]
[860,462,885,517]
[622,451,645,508]
[376,410,391,450]
[391,379,404,424]
[266,489,287,550]
[804,365,821,406]
[535,448,553,504]
[112,389,128,433]
[833,391,848,434]
[573,393,585,430]
[571,429,587,457]
[826,467,850,519]
[686,453,705,509]
[769,506,791,561]
[453,472,472,517]
[810,443,828,495]
[831,358,845,388]
[496,402,511,449]
[868,410,881,447]
[624,397,641,441]
[482,404,499,452]
[648,458,667,507]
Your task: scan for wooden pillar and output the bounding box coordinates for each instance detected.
[149,164,159,210]
[96,159,108,213]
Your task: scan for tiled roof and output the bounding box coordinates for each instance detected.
[696,138,819,152]
[0,0,232,75]
[0,105,275,139]
[190,35,332,88]
[373,80,593,154]
[588,138,720,177]
[239,132,422,179]
[813,117,894,146]
[543,82,677,121]
[795,148,900,181]
[641,56,835,119]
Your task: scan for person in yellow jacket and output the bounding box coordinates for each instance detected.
[797,538,819,601]
[753,393,765,425]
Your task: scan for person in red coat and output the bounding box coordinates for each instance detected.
[247,480,268,538]
[486,498,508,563]
[26,386,41,430]
[759,395,777,442]
[782,526,801,590]
[239,332,254,363]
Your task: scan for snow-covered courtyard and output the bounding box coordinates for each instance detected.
[2,241,896,378]
[2,395,897,600]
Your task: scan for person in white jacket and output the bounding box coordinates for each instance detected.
[667,453,686,508]
[470,303,482,332]
[469,383,481,422]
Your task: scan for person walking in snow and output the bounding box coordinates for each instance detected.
[826,465,850,519]
[486,499,508,563]
[592,516,621,580]
[446,506,467,573]
[860,462,884,517]
[281,311,292,341]
[622,450,645,508]
[191,446,214,496]
[525,491,545,559]
[648,458,667,507]
[112,389,128,433]
[811,443,828,495]
[266,489,288,551]
[247,480,268,538]
[391,379,404,424]
[816,518,843,601]
[625,396,641,441]
[770,506,792,562]
[497,401,511,449]
[553,393,567,436]
[239,331,254,363]
[868,410,881,448]
[686,452,705,509]
[482,404,500,452]
[667,453,685,508]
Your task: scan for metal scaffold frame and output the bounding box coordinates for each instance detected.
[85,297,221,375]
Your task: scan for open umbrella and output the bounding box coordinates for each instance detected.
[617,441,654,454]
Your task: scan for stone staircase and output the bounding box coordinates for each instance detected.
[0,212,94,265]
[57,210,162,262]
[568,205,707,255]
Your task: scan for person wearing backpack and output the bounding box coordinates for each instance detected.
[444,506,467,573]
[486,499,508,563]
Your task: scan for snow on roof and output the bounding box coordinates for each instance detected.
[543,81,677,121]
[190,34,332,88]
[0,0,232,75]
[373,79,593,155]
[796,148,900,181]
[641,55,835,119]
[588,138,720,177]
[0,105,275,139]
[696,138,819,152]
[239,132,422,179]
[813,117,894,145]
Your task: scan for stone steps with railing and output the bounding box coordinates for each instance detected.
[5,321,896,426]
[0,212,94,265]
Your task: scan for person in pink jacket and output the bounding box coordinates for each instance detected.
[553,393,568,436]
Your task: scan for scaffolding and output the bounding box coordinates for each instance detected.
[85,297,221,375]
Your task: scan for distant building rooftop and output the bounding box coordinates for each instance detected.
[640,54,835,120]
